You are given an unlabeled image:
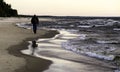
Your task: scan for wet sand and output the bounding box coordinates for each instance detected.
[0,18,58,72]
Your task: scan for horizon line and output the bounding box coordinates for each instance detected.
[18,14,120,17]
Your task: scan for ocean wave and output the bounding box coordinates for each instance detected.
[62,41,116,61]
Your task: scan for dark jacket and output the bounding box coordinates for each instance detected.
[31,15,39,25]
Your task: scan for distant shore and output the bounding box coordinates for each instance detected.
[17,15,120,20]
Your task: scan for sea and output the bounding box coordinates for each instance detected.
[17,18,120,72]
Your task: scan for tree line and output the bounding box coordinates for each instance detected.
[0,0,18,17]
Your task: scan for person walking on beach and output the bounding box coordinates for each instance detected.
[31,15,39,34]
[31,40,38,55]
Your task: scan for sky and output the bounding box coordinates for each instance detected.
[4,0,120,16]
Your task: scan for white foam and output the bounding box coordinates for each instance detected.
[16,23,32,29]
[62,41,116,61]
[79,34,87,40]
[97,40,119,44]
[78,25,92,28]
[95,25,105,27]
[85,52,114,61]
[115,70,120,72]
[114,28,120,31]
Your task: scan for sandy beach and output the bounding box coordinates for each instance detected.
[0,17,58,72]
[0,17,119,72]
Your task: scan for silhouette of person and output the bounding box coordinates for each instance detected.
[31,40,38,55]
[31,15,39,34]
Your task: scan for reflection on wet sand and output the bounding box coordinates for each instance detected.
[21,30,115,72]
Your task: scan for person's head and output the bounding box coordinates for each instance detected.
[33,14,36,17]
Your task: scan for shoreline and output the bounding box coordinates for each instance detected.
[7,25,59,72]
[7,37,52,72]
[7,31,59,72]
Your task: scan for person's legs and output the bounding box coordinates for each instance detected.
[33,25,37,34]
[33,29,36,34]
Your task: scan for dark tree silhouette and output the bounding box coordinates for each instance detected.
[0,0,18,17]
